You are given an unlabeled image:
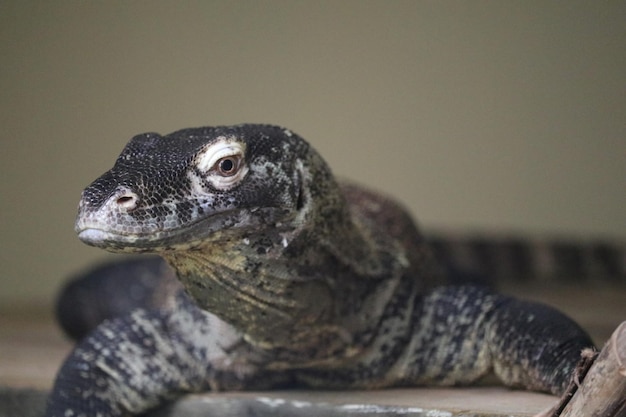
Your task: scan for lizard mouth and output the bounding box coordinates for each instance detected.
[76,227,193,252]
[74,204,245,252]
[76,206,291,253]
[75,208,238,252]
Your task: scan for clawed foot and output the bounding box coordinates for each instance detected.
[535,321,626,417]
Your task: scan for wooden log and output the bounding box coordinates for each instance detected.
[557,321,626,417]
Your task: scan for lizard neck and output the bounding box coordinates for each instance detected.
[161,201,409,363]
[161,232,340,357]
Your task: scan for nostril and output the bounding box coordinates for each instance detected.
[115,192,139,211]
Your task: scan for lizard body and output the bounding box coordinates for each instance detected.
[47,124,594,416]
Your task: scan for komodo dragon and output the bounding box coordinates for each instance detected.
[46,124,597,416]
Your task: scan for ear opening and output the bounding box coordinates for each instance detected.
[296,179,305,211]
[293,159,309,212]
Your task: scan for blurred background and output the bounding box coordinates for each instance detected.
[1,1,624,310]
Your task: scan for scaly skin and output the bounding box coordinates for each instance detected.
[46,124,594,416]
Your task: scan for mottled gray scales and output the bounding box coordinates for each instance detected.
[47,124,594,417]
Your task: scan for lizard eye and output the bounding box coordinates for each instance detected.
[215,155,241,177]
[194,138,249,191]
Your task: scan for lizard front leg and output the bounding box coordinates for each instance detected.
[485,291,594,395]
[400,285,594,395]
[45,292,268,417]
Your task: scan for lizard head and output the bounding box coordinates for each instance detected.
[76,124,336,253]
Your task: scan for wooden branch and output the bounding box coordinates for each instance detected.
[558,321,626,417]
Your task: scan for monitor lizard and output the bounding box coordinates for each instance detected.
[46,124,596,416]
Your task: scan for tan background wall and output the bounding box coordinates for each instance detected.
[1,1,625,308]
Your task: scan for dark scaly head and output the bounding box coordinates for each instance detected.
[76,124,336,253]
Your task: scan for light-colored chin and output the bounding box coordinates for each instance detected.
[76,228,160,253]
[78,228,130,243]
[76,226,225,254]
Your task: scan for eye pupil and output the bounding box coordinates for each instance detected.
[216,156,241,176]
[220,158,234,172]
